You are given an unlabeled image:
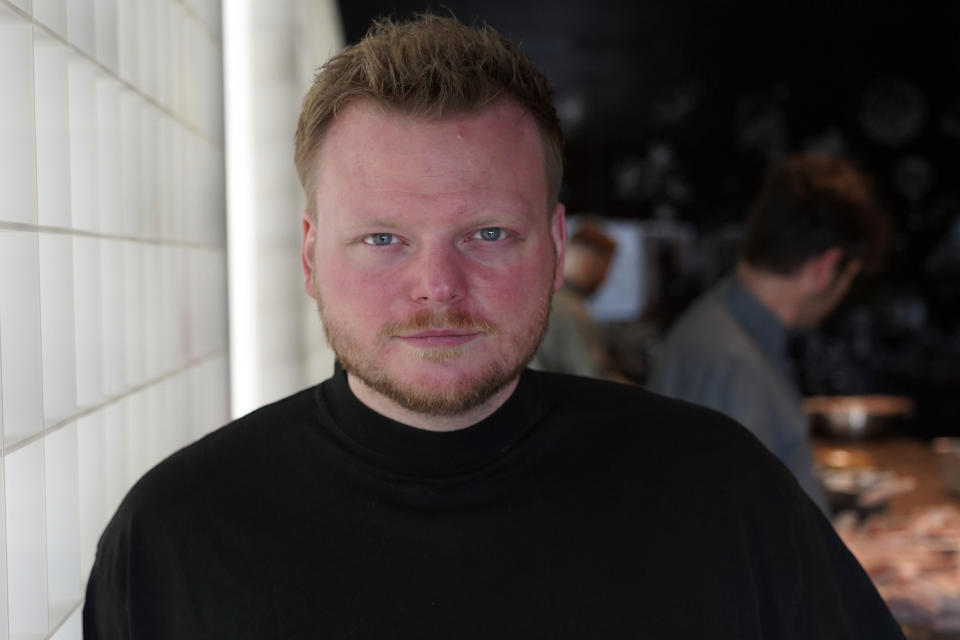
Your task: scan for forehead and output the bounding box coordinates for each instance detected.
[312,99,549,205]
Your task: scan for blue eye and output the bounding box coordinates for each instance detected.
[477,227,504,241]
[364,233,395,246]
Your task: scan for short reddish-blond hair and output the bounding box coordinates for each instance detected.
[294,14,564,213]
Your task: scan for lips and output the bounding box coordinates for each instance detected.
[395,329,481,347]
[401,329,477,338]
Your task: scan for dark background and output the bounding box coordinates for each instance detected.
[337,0,960,435]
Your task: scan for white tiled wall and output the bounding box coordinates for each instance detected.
[223,0,342,417]
[0,1,229,638]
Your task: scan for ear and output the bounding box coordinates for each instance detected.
[301,209,319,299]
[805,246,845,292]
[550,202,567,291]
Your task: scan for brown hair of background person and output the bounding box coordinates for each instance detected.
[563,220,617,297]
[741,154,891,276]
[294,14,565,213]
[569,221,617,257]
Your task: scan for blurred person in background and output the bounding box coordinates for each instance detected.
[531,220,621,379]
[84,18,903,640]
[649,153,891,513]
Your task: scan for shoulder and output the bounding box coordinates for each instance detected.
[161,384,320,471]
[523,376,898,637]
[527,370,813,534]
[90,384,324,588]
[529,369,769,458]
[652,294,773,393]
[102,385,321,533]
[661,292,745,357]
[654,293,759,384]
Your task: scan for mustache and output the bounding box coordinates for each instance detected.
[381,309,496,337]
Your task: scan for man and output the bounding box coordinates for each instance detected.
[649,154,891,513]
[84,16,904,639]
[531,220,619,378]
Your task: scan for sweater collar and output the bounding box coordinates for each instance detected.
[317,363,545,477]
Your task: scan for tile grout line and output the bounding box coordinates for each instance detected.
[45,598,82,640]
[3,350,228,457]
[174,0,223,48]
[0,220,228,250]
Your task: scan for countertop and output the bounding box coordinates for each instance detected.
[814,436,960,638]
[814,435,957,517]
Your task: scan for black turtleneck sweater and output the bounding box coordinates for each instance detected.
[83,368,904,639]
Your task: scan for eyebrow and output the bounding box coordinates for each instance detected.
[335,215,402,231]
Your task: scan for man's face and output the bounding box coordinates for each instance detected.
[301,99,565,419]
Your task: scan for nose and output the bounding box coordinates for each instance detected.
[409,244,467,304]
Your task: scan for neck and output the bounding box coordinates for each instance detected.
[346,373,520,432]
[734,262,804,328]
